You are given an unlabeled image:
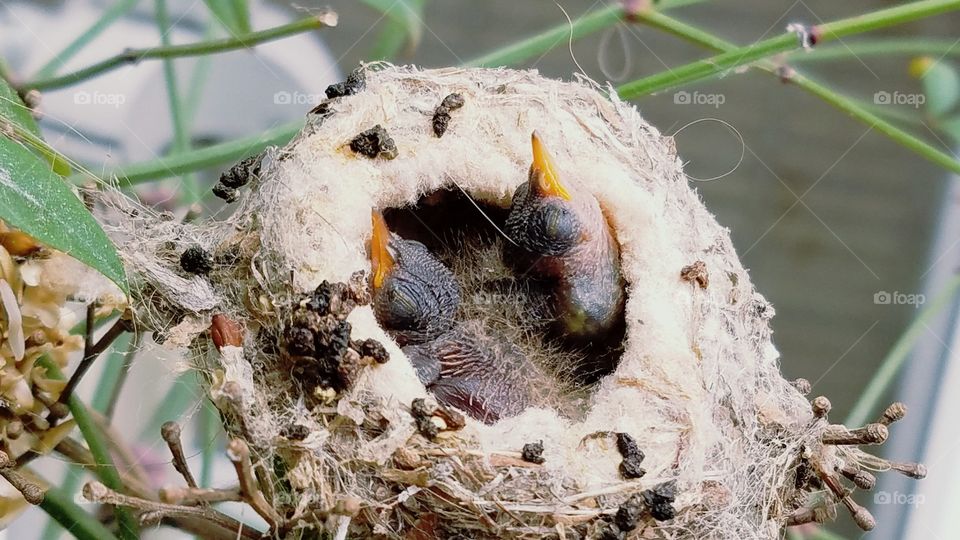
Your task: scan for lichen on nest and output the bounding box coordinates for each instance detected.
[97,65,922,539]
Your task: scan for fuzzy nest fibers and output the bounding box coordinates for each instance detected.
[102,65,920,539]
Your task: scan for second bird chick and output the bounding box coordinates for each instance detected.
[505,132,626,370]
[369,211,534,424]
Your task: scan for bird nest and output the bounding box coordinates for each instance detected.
[98,65,922,539]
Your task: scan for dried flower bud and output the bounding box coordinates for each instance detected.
[0,231,42,257]
[211,314,243,350]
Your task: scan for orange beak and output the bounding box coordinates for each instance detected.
[530,131,571,201]
[370,210,395,289]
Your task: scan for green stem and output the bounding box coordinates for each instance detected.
[795,73,959,173]
[70,394,139,539]
[39,465,86,540]
[90,333,141,418]
[38,481,120,540]
[20,14,337,92]
[73,119,301,185]
[635,10,960,174]
[37,357,139,539]
[617,0,960,99]
[791,38,960,62]
[200,399,219,488]
[463,5,622,68]
[463,0,705,68]
[846,274,960,427]
[155,0,198,200]
[33,0,140,79]
[184,21,218,124]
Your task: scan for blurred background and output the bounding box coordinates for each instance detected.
[1,0,959,538]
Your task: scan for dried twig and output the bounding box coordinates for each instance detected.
[227,438,283,528]
[52,308,131,420]
[161,421,198,488]
[159,485,242,505]
[83,481,261,540]
[0,451,44,504]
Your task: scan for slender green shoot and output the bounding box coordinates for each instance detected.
[39,465,87,540]
[633,9,960,174]
[73,119,301,185]
[38,480,120,540]
[155,0,199,200]
[463,0,706,67]
[36,357,139,540]
[618,0,960,99]
[33,0,141,79]
[846,274,960,427]
[20,14,338,92]
[792,38,960,62]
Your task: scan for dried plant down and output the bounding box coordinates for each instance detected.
[97,65,916,539]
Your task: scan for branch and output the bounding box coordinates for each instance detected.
[31,0,140,80]
[463,0,706,68]
[617,0,960,99]
[631,8,960,174]
[19,13,338,92]
[846,273,960,426]
[791,38,960,62]
[71,119,301,186]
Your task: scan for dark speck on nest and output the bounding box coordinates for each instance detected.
[350,124,398,160]
[325,69,366,99]
[521,440,545,464]
[616,432,646,479]
[180,246,213,275]
[642,481,678,521]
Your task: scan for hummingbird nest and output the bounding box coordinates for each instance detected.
[100,65,923,539]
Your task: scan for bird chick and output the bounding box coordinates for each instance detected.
[369,211,533,424]
[505,132,626,351]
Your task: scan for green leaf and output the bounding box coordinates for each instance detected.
[203,0,251,35]
[921,60,960,117]
[0,138,127,292]
[1,72,71,175]
[361,0,424,55]
[0,75,40,136]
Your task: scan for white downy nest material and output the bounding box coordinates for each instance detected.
[104,66,819,539]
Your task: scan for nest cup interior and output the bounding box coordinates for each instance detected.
[380,187,629,420]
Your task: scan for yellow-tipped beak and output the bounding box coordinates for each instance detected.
[530,131,571,201]
[370,210,395,289]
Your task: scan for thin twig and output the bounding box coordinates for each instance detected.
[631,8,960,175]
[54,312,131,420]
[618,0,960,99]
[0,451,45,504]
[54,438,153,498]
[19,13,339,92]
[159,485,242,505]
[83,481,262,540]
[227,438,283,528]
[161,421,198,488]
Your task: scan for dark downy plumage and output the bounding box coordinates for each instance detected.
[370,211,534,424]
[505,132,626,376]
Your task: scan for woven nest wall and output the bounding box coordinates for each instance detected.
[99,65,875,539]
